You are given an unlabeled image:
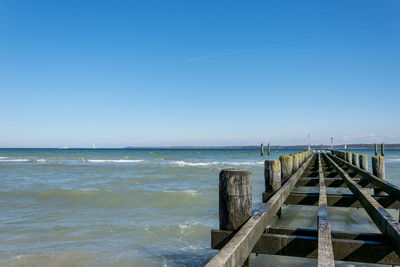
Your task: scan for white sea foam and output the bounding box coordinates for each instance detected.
[229,161,264,166]
[163,189,198,196]
[0,158,30,162]
[87,159,144,163]
[170,161,217,166]
[36,159,46,162]
[178,220,200,235]
[387,158,400,162]
[0,156,8,159]
[79,188,100,192]
[169,160,263,167]
[78,188,112,192]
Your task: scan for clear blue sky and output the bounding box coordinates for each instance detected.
[1,0,399,147]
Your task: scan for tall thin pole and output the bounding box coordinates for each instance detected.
[330,137,334,149]
[308,133,311,151]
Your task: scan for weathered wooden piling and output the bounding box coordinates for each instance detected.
[372,156,385,195]
[346,152,352,164]
[264,160,282,217]
[261,143,264,157]
[219,169,252,231]
[208,149,400,267]
[267,143,270,155]
[359,154,368,171]
[298,153,303,165]
[219,169,252,266]
[381,143,385,156]
[352,153,359,167]
[375,144,378,156]
[264,160,281,200]
[280,155,293,180]
[292,154,300,172]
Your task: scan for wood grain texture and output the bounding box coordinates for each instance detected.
[219,169,252,231]
[317,153,334,267]
[331,153,400,200]
[206,153,315,267]
[211,229,400,265]
[325,153,400,257]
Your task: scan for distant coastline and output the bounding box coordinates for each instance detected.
[2,144,399,150]
[125,143,400,149]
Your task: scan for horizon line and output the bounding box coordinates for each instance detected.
[0,143,398,149]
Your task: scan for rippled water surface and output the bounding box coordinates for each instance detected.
[1,148,399,266]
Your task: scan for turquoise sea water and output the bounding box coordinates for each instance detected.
[1,148,400,266]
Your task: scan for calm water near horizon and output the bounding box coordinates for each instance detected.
[1,148,400,266]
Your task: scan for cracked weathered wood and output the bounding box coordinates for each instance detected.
[352,153,359,167]
[211,228,400,265]
[330,153,400,200]
[359,154,368,171]
[372,156,386,195]
[219,169,252,231]
[325,153,400,257]
[280,155,293,180]
[206,153,314,267]
[285,192,400,208]
[317,153,334,266]
[296,177,373,188]
[264,160,281,201]
[208,149,400,266]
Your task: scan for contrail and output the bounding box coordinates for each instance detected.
[187,37,314,62]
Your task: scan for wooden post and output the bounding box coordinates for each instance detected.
[264,160,281,199]
[261,143,264,157]
[352,153,359,167]
[264,160,283,217]
[359,154,368,171]
[300,153,304,165]
[381,143,384,156]
[280,155,293,181]
[267,143,270,155]
[346,152,352,164]
[292,154,300,172]
[372,156,385,195]
[219,169,252,266]
[374,144,378,156]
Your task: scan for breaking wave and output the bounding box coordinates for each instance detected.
[0,158,30,162]
[169,160,263,167]
[87,159,145,163]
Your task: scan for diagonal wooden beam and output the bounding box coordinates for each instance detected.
[205,152,315,267]
[324,153,400,257]
[317,153,334,266]
[211,229,400,265]
[266,226,385,242]
[329,153,400,200]
[285,192,400,208]
[296,177,372,188]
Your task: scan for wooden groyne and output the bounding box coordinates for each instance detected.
[206,149,400,266]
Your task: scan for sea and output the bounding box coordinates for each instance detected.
[1,148,400,267]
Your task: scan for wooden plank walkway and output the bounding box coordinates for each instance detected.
[207,150,400,266]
